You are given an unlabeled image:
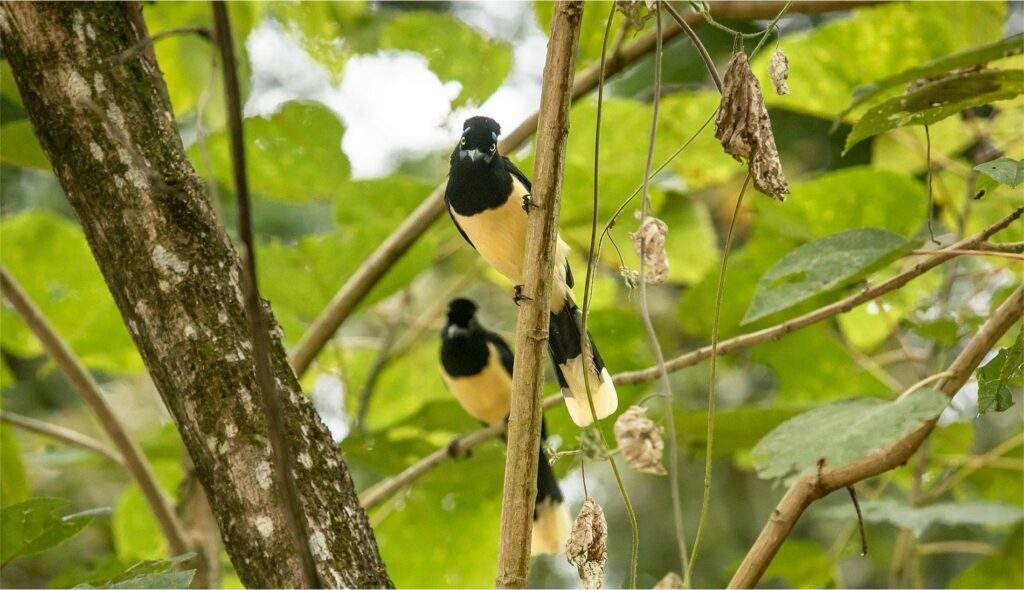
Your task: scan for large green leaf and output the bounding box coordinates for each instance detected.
[266,1,372,83]
[0,211,142,374]
[819,499,1024,536]
[535,0,625,70]
[190,101,350,202]
[76,554,197,589]
[1,498,106,566]
[840,33,1024,117]
[379,11,512,107]
[975,331,1023,414]
[761,539,832,589]
[751,388,948,482]
[742,229,915,325]
[752,1,1006,118]
[112,453,182,563]
[845,69,1024,153]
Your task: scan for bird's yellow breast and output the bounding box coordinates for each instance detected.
[441,342,512,426]
[451,178,530,285]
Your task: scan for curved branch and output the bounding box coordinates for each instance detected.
[0,411,125,467]
[359,207,1022,510]
[729,282,1024,589]
[0,267,189,556]
[288,0,877,377]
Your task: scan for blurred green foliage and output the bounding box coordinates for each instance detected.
[1,1,1022,589]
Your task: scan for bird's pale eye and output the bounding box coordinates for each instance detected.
[490,143,496,153]
[460,138,466,147]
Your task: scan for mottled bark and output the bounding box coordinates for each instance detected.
[0,3,391,587]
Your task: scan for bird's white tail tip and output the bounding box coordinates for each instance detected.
[562,367,618,427]
[531,498,571,556]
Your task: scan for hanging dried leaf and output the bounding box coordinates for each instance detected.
[768,48,790,95]
[567,497,608,590]
[715,51,790,200]
[630,216,669,284]
[654,571,686,589]
[614,405,667,475]
[619,267,640,290]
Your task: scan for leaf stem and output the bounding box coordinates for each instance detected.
[687,172,752,582]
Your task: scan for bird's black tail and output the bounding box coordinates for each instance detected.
[547,298,618,427]
[532,420,570,555]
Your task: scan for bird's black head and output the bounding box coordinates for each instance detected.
[446,297,478,328]
[456,116,501,165]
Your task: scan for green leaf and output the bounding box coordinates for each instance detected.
[844,69,1024,153]
[0,120,51,170]
[976,331,1023,414]
[974,157,1024,188]
[190,101,350,202]
[751,388,948,482]
[112,459,182,562]
[266,1,371,83]
[761,539,833,589]
[841,33,1024,117]
[76,553,197,589]
[1,424,28,507]
[0,211,143,374]
[1,498,105,566]
[743,229,914,325]
[535,0,626,70]
[752,1,1006,118]
[819,499,1024,537]
[379,11,512,107]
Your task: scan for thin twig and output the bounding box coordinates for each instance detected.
[0,267,189,556]
[920,433,1024,503]
[662,1,722,92]
[638,4,690,583]
[0,411,125,467]
[495,3,582,587]
[210,4,319,586]
[925,125,940,245]
[116,26,210,64]
[688,172,752,582]
[908,248,1024,261]
[979,240,1024,254]
[357,209,1024,511]
[729,283,1024,589]
[578,4,642,587]
[846,486,868,556]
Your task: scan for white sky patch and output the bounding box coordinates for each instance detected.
[243,1,546,179]
[312,374,349,443]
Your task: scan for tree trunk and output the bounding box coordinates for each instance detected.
[0,3,392,587]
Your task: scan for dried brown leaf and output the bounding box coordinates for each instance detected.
[567,497,608,590]
[768,48,789,96]
[654,571,686,589]
[630,216,669,284]
[715,51,790,200]
[614,405,667,475]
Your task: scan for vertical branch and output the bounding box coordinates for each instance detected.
[209,4,319,586]
[495,2,583,587]
[0,268,189,557]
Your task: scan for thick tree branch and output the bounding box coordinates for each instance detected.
[0,410,125,467]
[729,282,1024,589]
[0,267,189,556]
[1,3,390,586]
[495,3,582,587]
[288,0,875,378]
[358,207,1022,510]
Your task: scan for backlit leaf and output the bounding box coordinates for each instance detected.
[976,331,1023,414]
[819,498,1024,536]
[1,498,105,566]
[974,157,1024,188]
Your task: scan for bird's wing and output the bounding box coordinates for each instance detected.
[502,156,532,193]
[444,196,476,249]
[503,157,575,288]
[485,331,515,377]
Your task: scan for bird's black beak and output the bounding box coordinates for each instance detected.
[459,148,486,163]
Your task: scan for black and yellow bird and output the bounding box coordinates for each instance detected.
[439,298,570,555]
[444,116,617,427]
